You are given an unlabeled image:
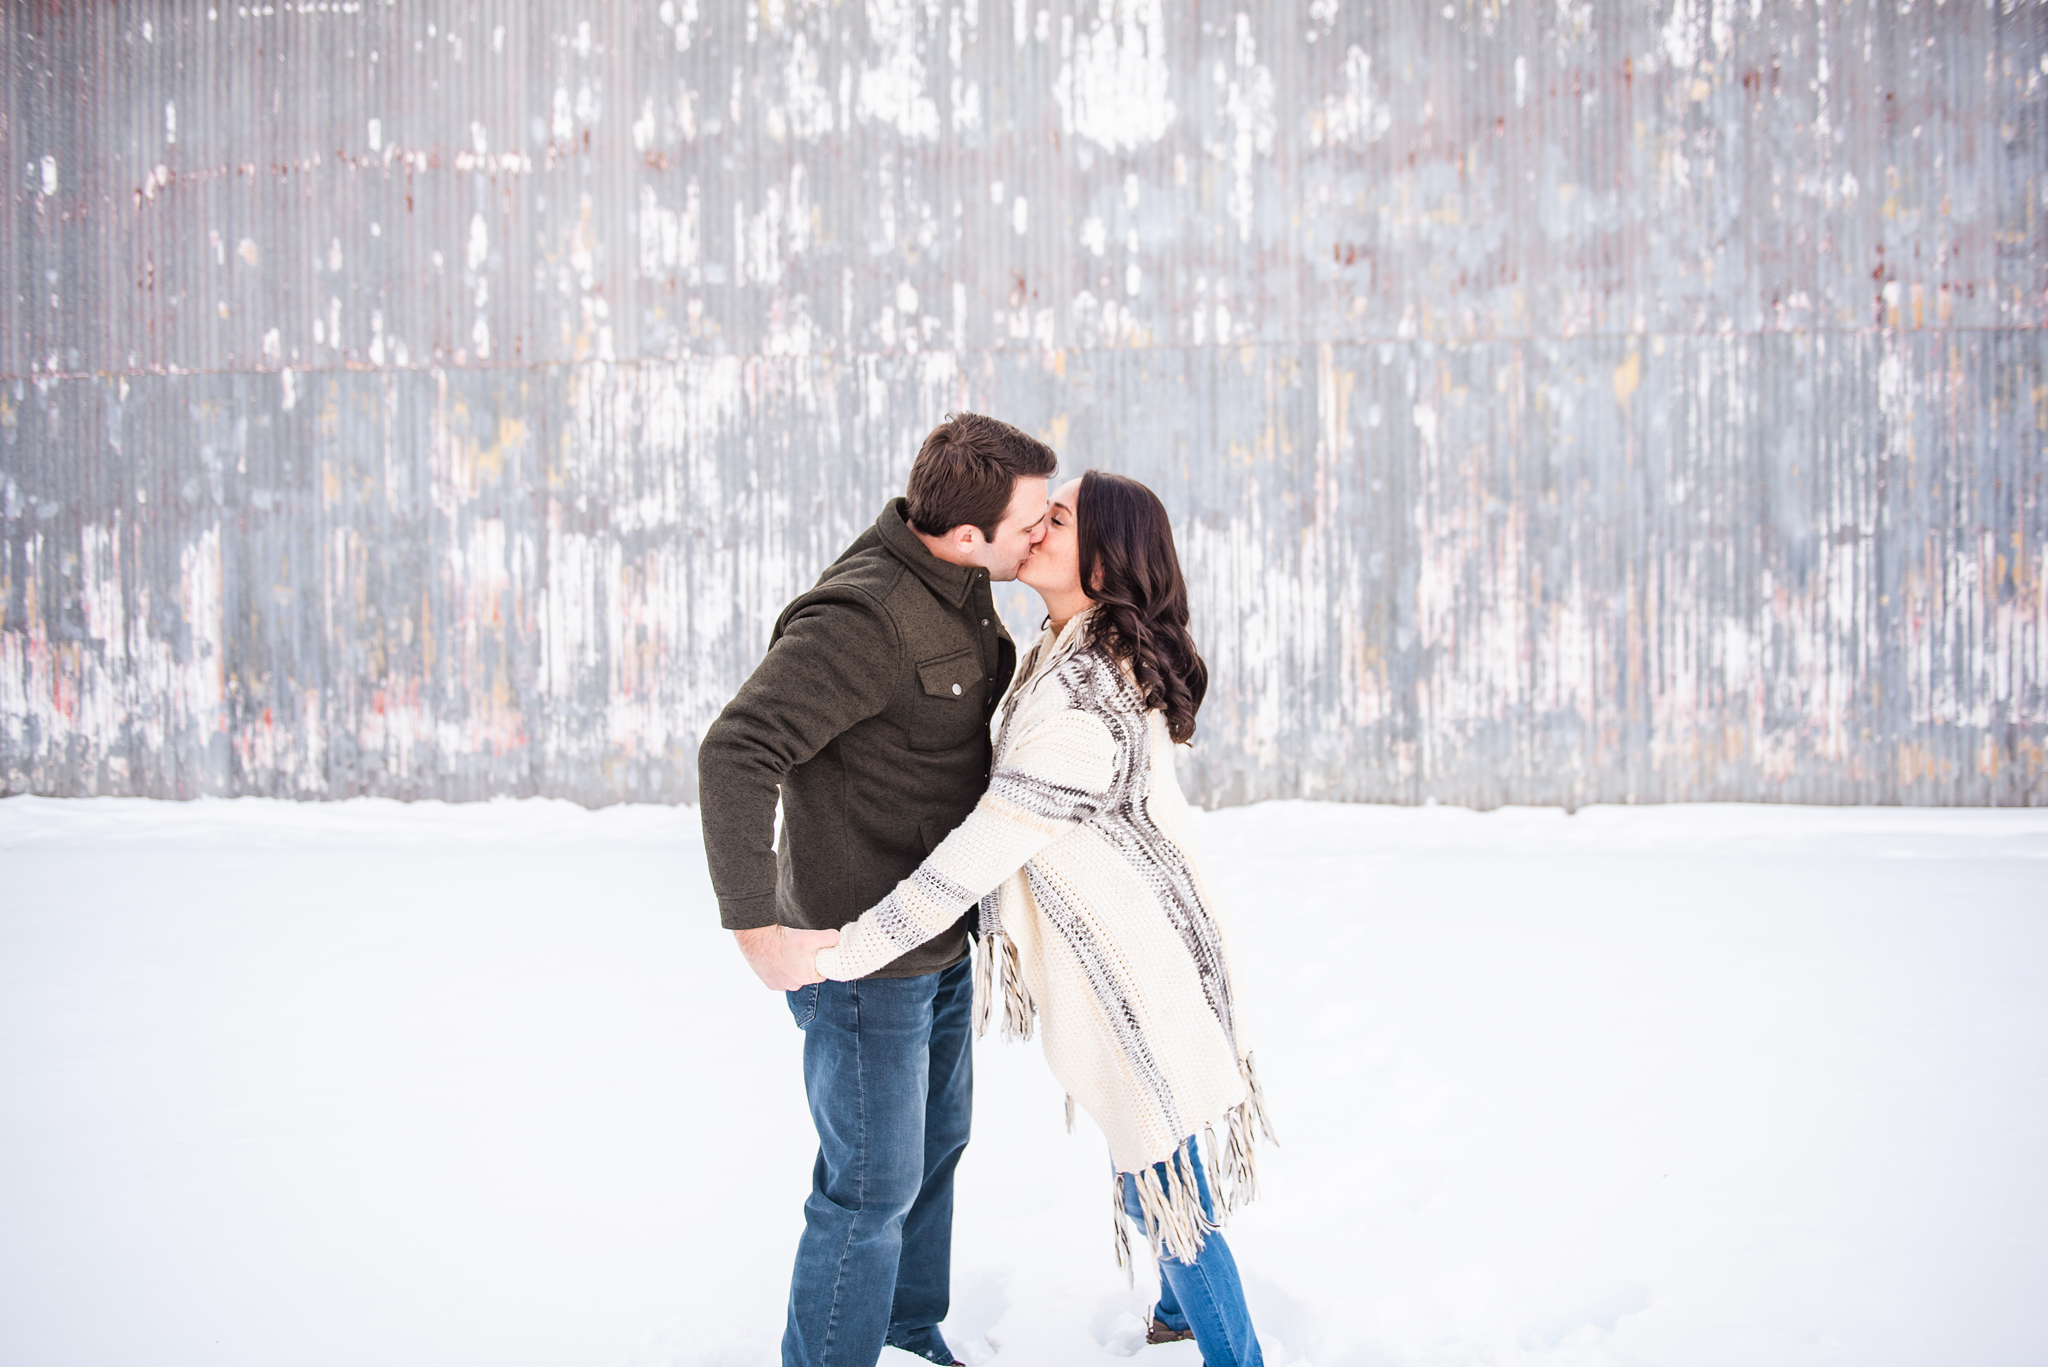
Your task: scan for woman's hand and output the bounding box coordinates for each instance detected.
[732,925,842,991]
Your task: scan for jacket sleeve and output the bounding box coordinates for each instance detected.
[697,589,899,929]
[813,705,1120,981]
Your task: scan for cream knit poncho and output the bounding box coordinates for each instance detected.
[814,610,1274,1265]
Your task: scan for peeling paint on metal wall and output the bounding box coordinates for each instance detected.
[3,2,2044,806]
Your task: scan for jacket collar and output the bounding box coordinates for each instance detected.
[877,497,984,609]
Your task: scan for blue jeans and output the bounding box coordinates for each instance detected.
[782,958,974,1367]
[1120,1136,1264,1367]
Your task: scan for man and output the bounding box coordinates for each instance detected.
[698,412,1056,1367]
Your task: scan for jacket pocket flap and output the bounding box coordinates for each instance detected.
[916,649,980,699]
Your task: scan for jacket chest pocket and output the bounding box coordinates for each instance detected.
[906,648,991,752]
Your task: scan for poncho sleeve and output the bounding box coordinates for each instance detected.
[814,706,1120,982]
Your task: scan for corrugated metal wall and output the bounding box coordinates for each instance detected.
[3,1,2044,807]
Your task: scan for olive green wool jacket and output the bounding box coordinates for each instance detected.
[698,499,1018,978]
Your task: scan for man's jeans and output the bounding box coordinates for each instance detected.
[783,957,973,1367]
[1120,1135,1264,1367]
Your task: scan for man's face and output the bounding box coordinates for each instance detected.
[973,476,1052,581]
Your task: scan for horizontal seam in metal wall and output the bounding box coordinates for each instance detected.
[9,326,2045,385]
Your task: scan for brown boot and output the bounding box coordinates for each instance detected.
[1146,1317,1196,1345]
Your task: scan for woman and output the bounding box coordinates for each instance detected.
[814,470,1273,1365]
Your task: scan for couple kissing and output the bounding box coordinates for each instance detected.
[700,412,1275,1367]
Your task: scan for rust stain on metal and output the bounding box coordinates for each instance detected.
[2,2,2044,806]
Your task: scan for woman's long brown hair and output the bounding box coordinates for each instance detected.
[1075,471,1208,744]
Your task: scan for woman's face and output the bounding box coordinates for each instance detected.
[1017,477,1084,601]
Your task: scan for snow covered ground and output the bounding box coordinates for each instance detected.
[3,795,2045,1367]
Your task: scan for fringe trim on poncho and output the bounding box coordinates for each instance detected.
[1111,1053,1278,1271]
[973,928,1277,1271]
[971,918,1037,1042]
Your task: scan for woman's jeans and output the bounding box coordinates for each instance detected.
[1120,1136,1264,1367]
[782,958,974,1367]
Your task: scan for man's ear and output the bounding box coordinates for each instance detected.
[952,524,983,553]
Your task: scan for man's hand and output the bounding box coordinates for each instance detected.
[733,924,842,991]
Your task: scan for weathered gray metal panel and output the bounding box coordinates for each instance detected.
[3,2,2044,806]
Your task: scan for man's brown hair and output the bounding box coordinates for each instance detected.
[905,412,1058,541]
